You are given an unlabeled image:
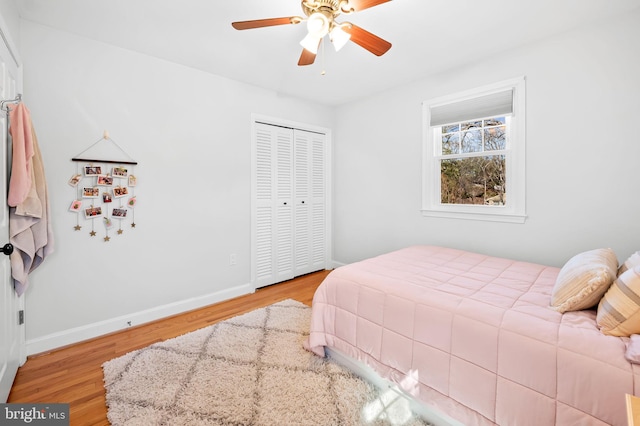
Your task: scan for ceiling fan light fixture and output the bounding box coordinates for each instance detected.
[329,25,351,51]
[300,12,330,54]
[306,12,330,37]
[300,33,321,54]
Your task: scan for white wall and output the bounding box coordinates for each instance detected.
[0,0,19,52]
[20,20,333,353]
[332,9,640,268]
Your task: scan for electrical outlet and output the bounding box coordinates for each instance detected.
[230,253,237,266]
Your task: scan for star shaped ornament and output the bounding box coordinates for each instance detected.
[104,236,111,242]
[90,230,97,237]
[74,225,82,231]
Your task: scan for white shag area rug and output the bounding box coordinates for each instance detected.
[103,299,431,426]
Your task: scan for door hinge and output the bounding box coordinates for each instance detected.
[18,310,24,325]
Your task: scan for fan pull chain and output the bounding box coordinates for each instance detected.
[321,37,326,75]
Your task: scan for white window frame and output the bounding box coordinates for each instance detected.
[421,77,526,223]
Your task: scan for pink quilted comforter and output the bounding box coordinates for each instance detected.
[306,246,639,425]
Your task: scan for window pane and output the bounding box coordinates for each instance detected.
[461,129,482,153]
[484,126,506,151]
[442,124,460,133]
[461,120,482,130]
[440,155,506,205]
[484,117,506,126]
[442,133,459,154]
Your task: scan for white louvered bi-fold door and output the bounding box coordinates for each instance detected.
[252,122,326,288]
[293,130,326,276]
[253,123,294,287]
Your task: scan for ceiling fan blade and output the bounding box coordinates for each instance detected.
[299,38,322,66]
[298,49,316,66]
[298,48,317,66]
[231,17,301,30]
[343,0,391,12]
[343,24,392,56]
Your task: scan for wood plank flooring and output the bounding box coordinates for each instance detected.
[7,270,331,425]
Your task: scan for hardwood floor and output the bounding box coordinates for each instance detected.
[7,270,331,425]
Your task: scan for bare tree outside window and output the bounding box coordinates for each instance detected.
[439,117,506,205]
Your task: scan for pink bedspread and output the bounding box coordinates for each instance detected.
[306,246,639,425]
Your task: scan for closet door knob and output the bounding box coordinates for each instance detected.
[301,201,305,204]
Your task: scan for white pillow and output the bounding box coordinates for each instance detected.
[550,248,618,313]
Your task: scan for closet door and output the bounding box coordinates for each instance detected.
[252,119,328,289]
[293,129,326,276]
[253,123,294,288]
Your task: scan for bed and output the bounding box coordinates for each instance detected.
[305,245,640,426]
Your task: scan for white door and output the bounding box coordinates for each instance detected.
[0,28,24,402]
[252,122,294,288]
[293,129,326,276]
[293,130,310,275]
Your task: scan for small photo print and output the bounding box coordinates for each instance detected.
[104,217,114,229]
[84,206,103,219]
[113,186,129,198]
[127,196,137,208]
[97,175,113,186]
[112,208,128,219]
[85,166,102,176]
[82,187,100,198]
[128,175,137,187]
[112,167,128,178]
[102,192,113,203]
[68,174,82,187]
[69,200,82,212]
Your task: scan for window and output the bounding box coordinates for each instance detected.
[422,77,526,223]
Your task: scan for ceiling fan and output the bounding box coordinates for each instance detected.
[231,0,392,66]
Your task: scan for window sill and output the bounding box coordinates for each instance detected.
[421,208,527,224]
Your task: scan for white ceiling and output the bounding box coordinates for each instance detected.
[17,0,640,106]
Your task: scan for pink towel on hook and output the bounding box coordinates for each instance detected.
[9,126,55,296]
[8,103,34,207]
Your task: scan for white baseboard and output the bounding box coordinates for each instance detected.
[26,283,254,356]
[330,260,347,269]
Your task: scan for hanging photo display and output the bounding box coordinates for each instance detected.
[68,132,138,242]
